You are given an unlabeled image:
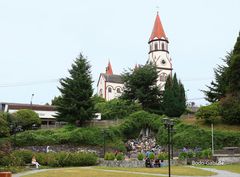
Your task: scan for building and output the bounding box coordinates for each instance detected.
[148,12,173,91]
[98,12,172,100]
[0,102,57,128]
[97,61,124,101]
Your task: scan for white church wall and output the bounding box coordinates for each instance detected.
[105,82,124,101]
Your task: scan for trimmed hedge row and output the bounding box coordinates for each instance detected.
[0,150,97,167]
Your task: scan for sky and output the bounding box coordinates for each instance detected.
[0,0,239,106]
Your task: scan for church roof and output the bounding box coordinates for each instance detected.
[149,12,167,42]
[101,73,123,84]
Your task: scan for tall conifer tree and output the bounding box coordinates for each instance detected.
[163,73,186,117]
[56,53,95,126]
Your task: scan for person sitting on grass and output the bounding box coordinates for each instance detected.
[31,155,41,168]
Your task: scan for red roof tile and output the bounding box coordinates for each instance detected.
[149,13,167,42]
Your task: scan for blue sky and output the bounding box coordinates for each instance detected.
[0,0,239,106]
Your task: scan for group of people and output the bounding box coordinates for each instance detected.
[145,157,163,168]
[125,137,163,158]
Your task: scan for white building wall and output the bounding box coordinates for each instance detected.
[8,109,57,119]
[105,82,124,101]
[148,40,172,91]
[97,75,106,99]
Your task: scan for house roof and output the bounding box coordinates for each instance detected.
[149,12,167,42]
[101,73,123,84]
[1,102,56,111]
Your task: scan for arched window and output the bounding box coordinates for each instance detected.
[160,73,167,82]
[117,88,121,93]
[108,87,112,93]
[154,43,158,50]
[162,43,165,50]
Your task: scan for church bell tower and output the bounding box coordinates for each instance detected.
[148,12,173,91]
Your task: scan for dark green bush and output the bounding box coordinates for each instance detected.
[95,99,142,120]
[0,112,10,137]
[220,94,240,124]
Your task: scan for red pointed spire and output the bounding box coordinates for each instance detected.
[149,12,167,42]
[106,61,113,75]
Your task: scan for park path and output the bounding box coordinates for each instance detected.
[12,166,240,177]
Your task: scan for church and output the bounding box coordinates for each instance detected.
[97,12,172,100]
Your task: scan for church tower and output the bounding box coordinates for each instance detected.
[148,12,172,91]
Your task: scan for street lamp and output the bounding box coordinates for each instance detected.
[30,93,34,107]
[102,129,108,158]
[10,124,23,150]
[163,118,175,177]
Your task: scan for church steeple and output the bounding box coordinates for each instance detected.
[149,12,167,42]
[106,61,113,75]
[148,12,172,91]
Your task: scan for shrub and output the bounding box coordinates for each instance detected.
[11,150,34,164]
[95,99,142,120]
[178,152,188,160]
[0,154,24,166]
[220,93,240,124]
[157,152,168,160]
[195,102,221,124]
[187,150,195,158]
[137,153,145,160]
[12,109,41,130]
[148,152,155,160]
[104,152,115,160]
[201,149,212,159]
[116,153,124,161]
[0,112,10,137]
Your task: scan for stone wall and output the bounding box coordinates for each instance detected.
[98,159,187,168]
[214,154,240,164]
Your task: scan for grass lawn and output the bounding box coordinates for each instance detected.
[181,116,240,132]
[22,166,216,177]
[198,163,240,174]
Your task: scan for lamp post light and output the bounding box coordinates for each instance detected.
[163,118,175,177]
[10,124,23,150]
[171,128,176,160]
[102,129,107,158]
[30,93,34,107]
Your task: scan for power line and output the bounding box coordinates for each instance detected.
[0,79,60,88]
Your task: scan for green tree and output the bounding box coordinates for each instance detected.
[228,32,240,93]
[0,112,10,137]
[163,73,186,117]
[121,64,162,114]
[203,53,231,102]
[51,96,61,106]
[95,98,141,120]
[13,109,41,130]
[56,53,95,126]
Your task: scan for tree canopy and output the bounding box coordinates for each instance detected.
[163,73,186,117]
[56,53,95,126]
[203,32,240,124]
[121,64,163,114]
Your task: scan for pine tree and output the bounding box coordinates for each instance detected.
[163,73,186,117]
[228,32,240,93]
[202,53,231,102]
[56,53,95,126]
